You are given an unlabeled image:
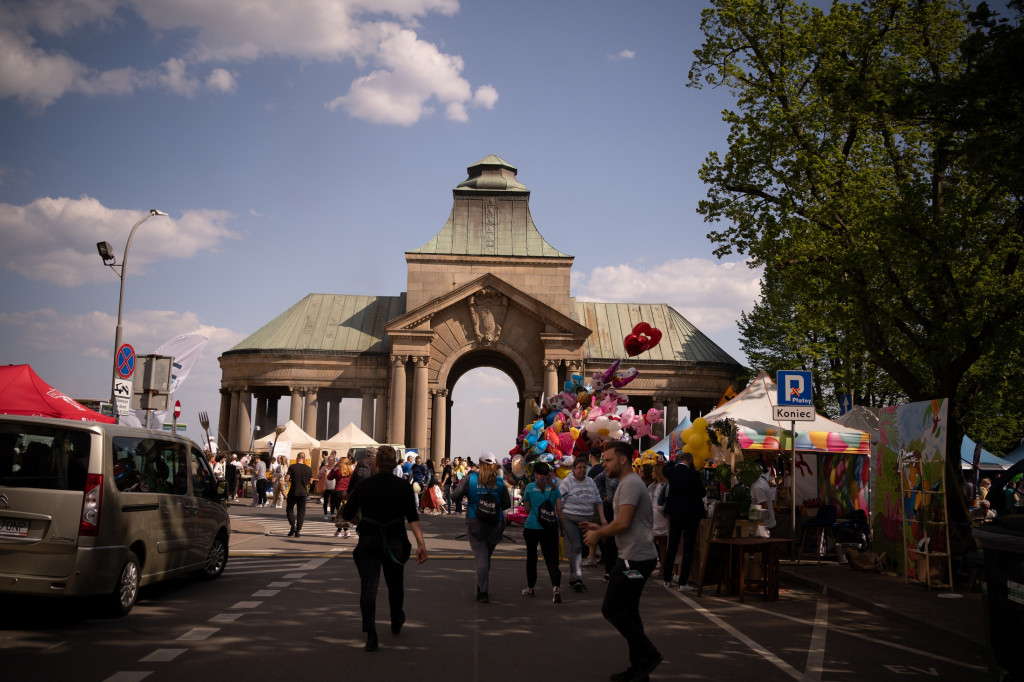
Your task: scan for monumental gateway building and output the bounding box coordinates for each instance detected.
[218,155,743,465]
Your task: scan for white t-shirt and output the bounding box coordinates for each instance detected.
[559,474,601,517]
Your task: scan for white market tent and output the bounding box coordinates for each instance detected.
[650,416,692,458]
[320,422,378,455]
[253,419,319,455]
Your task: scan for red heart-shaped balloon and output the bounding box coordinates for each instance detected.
[632,322,652,336]
[624,334,646,357]
[646,327,662,348]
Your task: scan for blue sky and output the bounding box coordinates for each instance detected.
[0,0,762,458]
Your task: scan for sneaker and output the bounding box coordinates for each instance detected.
[522,587,535,597]
[583,558,597,567]
[476,589,489,603]
[663,581,673,588]
[334,530,341,537]
[552,587,561,603]
[629,652,663,682]
[323,514,330,521]
[678,583,697,593]
[573,581,585,593]
[609,668,633,682]
[344,530,350,539]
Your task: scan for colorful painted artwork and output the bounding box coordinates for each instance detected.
[873,399,948,579]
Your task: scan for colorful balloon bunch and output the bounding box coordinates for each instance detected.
[506,324,665,481]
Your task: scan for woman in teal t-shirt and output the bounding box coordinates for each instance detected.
[521,461,564,603]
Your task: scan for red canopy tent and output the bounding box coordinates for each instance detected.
[0,364,115,423]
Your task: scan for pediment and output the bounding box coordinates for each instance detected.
[385,273,591,341]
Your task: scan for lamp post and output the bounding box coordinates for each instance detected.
[97,209,169,415]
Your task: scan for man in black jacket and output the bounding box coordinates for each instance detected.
[661,451,707,591]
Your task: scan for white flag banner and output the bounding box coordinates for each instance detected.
[121,333,210,428]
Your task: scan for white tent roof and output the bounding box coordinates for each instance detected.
[253,419,319,452]
[834,405,879,441]
[701,371,870,454]
[320,421,378,452]
[650,416,692,456]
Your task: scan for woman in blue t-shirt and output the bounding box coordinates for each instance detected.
[521,461,564,603]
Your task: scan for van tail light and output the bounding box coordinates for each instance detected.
[79,473,103,536]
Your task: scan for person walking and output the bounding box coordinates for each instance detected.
[582,442,662,682]
[318,455,334,519]
[226,454,241,500]
[661,450,707,591]
[329,458,352,532]
[521,461,564,603]
[559,456,606,592]
[271,455,288,508]
[649,461,670,571]
[251,455,268,507]
[341,445,428,652]
[440,457,453,513]
[285,452,313,537]
[450,452,511,603]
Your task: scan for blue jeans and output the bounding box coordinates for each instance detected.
[561,513,590,581]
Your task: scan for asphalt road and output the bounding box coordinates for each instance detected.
[0,505,989,681]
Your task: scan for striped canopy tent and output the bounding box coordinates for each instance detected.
[701,371,870,455]
[701,371,871,516]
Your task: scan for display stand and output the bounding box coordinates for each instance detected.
[898,451,953,590]
[696,502,739,596]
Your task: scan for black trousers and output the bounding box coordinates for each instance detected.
[286,494,307,531]
[353,541,406,633]
[603,557,659,668]
[523,527,561,588]
[663,515,701,585]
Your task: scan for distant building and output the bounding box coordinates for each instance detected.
[219,155,743,463]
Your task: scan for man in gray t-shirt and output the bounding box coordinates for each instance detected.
[583,442,662,682]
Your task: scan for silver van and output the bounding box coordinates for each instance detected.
[0,415,230,616]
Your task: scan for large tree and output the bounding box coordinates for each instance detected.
[689,0,1024,500]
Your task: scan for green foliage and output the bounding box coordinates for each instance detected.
[690,0,1024,475]
[735,459,763,486]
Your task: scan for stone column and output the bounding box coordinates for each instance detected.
[236,387,252,451]
[316,397,328,439]
[544,359,560,400]
[665,399,679,435]
[388,355,407,445]
[360,392,375,436]
[303,388,318,438]
[328,397,341,436]
[217,389,232,452]
[411,356,429,455]
[430,388,449,467]
[267,395,279,429]
[289,387,302,425]
[374,392,387,442]
[228,390,240,450]
[255,395,269,434]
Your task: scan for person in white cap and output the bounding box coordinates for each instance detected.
[450,451,511,603]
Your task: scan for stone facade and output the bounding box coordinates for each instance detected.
[219,155,744,465]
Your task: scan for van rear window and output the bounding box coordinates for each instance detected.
[0,423,91,491]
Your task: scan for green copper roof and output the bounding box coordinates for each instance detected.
[408,155,571,259]
[227,293,406,355]
[573,301,741,366]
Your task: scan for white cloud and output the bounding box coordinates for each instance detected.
[609,49,635,61]
[573,257,763,334]
[0,305,245,440]
[325,24,495,125]
[0,0,495,123]
[205,67,237,93]
[0,196,239,287]
[158,57,200,97]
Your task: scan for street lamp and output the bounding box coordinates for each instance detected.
[97,209,169,414]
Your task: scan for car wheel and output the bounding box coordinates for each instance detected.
[197,535,228,580]
[107,551,140,617]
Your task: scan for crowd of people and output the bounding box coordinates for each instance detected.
[210,443,720,678]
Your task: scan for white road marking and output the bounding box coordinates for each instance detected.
[102,673,152,682]
[230,601,263,609]
[139,649,186,662]
[252,589,279,597]
[671,589,811,682]
[209,613,243,622]
[176,628,220,641]
[805,596,828,679]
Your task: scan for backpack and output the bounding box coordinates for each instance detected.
[470,473,501,525]
[537,493,558,532]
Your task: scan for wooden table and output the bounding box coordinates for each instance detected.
[701,536,792,602]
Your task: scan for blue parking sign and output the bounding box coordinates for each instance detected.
[777,371,813,406]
